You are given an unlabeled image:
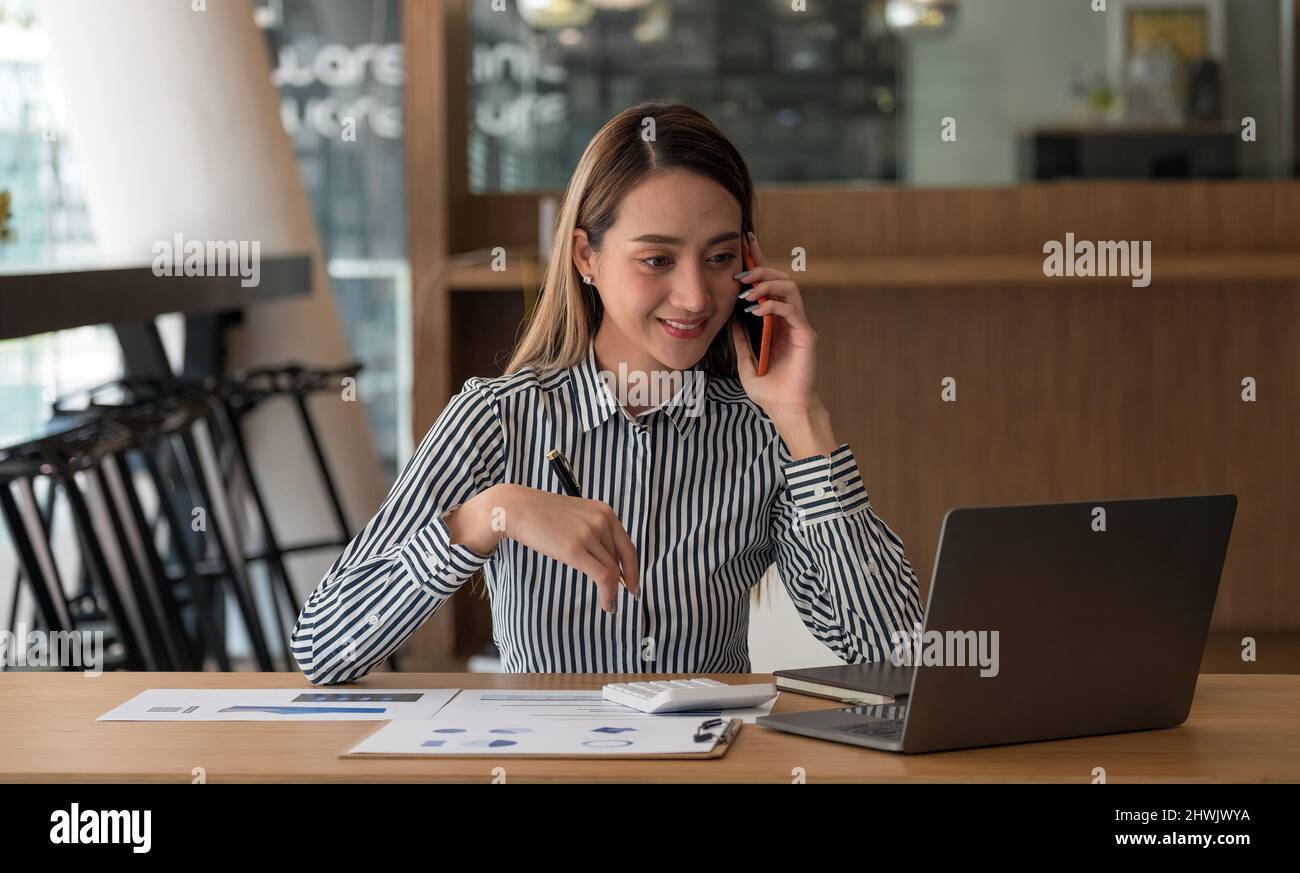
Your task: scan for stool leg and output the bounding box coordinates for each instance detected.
[105,453,196,669]
[6,571,18,634]
[209,418,295,672]
[293,393,351,541]
[6,477,58,633]
[91,463,171,669]
[143,446,232,672]
[59,471,146,669]
[0,478,72,636]
[179,426,274,671]
[19,478,76,634]
[218,403,299,669]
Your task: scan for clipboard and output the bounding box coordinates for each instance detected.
[339,717,742,760]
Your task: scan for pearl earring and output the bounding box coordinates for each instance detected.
[582,275,593,285]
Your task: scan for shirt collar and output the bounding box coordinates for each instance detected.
[569,339,707,437]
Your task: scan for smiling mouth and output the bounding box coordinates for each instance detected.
[657,317,709,339]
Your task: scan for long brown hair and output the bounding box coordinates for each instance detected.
[506,100,755,377]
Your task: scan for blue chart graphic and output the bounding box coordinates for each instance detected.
[421,740,447,748]
[433,728,467,734]
[489,728,533,734]
[583,739,633,748]
[591,726,637,734]
[292,692,422,703]
[464,739,518,748]
[220,705,386,715]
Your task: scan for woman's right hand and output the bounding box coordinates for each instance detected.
[445,483,640,614]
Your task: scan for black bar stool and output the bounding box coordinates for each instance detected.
[0,454,75,643]
[17,360,373,673]
[214,361,397,668]
[118,403,233,671]
[48,383,277,671]
[6,422,149,670]
[222,361,363,546]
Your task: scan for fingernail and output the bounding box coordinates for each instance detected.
[747,231,757,242]
[744,303,760,313]
[737,289,751,300]
[733,271,749,280]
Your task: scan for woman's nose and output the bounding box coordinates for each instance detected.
[666,265,712,313]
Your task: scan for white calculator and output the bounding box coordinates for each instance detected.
[602,678,778,714]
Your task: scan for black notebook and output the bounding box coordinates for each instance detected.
[773,661,915,705]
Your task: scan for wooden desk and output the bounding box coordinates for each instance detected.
[2,672,1296,783]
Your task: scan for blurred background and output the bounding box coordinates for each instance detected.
[1,0,1297,676]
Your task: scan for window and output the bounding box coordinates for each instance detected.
[468,0,903,191]
[258,0,410,477]
[0,0,121,448]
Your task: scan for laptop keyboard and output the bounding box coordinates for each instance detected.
[839,719,905,740]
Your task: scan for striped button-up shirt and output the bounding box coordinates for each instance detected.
[292,340,924,684]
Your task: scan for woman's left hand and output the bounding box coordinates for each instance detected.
[729,233,839,458]
[729,232,825,425]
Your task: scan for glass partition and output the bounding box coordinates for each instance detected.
[468,0,1296,190]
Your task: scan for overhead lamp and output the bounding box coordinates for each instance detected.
[517,0,596,30]
[884,0,957,33]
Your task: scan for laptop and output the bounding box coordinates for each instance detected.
[757,494,1237,754]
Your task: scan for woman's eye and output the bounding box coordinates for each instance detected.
[639,252,735,269]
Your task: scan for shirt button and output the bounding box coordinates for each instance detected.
[368,614,379,626]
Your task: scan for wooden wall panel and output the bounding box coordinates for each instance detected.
[806,279,1299,632]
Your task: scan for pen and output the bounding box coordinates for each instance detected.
[546,448,626,590]
[545,448,581,497]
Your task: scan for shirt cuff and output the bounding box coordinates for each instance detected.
[396,508,494,598]
[782,443,871,524]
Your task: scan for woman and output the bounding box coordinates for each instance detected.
[292,101,923,685]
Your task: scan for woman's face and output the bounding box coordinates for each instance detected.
[575,169,743,373]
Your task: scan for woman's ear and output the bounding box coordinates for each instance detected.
[571,228,596,283]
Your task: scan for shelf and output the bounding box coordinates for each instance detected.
[0,254,313,340]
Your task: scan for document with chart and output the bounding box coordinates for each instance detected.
[97,688,460,721]
[344,710,740,758]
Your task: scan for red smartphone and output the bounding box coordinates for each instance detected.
[734,230,772,375]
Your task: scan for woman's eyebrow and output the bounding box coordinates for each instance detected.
[628,231,741,246]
